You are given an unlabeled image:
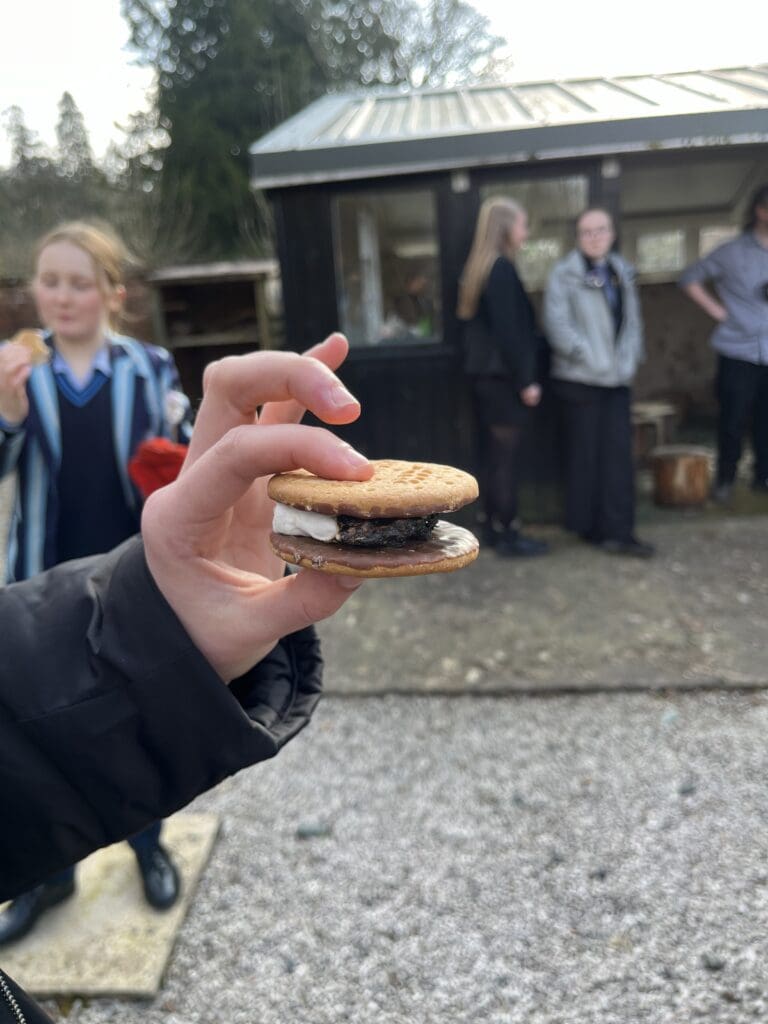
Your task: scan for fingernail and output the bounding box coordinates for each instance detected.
[324,381,358,409]
[340,445,370,468]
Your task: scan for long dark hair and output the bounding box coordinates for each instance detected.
[744,184,768,232]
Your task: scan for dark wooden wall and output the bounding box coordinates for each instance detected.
[268,167,597,522]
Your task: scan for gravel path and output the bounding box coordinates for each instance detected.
[49,690,768,1024]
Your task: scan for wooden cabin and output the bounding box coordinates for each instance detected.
[246,66,767,519]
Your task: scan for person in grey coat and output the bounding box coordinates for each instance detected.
[544,208,654,557]
[679,183,768,501]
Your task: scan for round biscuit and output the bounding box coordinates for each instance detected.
[268,459,478,518]
[269,520,479,578]
[12,329,50,366]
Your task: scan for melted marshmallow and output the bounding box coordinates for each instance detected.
[272,502,340,542]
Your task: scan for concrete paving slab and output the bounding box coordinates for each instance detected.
[0,813,219,999]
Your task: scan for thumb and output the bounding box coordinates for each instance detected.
[255,567,364,640]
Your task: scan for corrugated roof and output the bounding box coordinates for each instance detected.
[250,65,768,189]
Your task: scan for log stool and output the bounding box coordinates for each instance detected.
[631,401,679,464]
[649,445,713,506]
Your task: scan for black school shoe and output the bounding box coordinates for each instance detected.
[599,537,655,559]
[135,844,181,910]
[0,880,76,945]
[711,481,734,503]
[496,530,549,558]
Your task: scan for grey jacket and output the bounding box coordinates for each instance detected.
[543,249,644,387]
[678,232,768,365]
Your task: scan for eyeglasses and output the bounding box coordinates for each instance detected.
[578,226,611,238]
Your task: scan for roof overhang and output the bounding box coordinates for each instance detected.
[250,108,768,191]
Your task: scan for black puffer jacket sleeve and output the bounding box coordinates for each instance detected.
[0,536,323,901]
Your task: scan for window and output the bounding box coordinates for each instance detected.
[699,225,739,257]
[334,190,442,347]
[621,154,768,280]
[635,230,686,275]
[481,175,588,289]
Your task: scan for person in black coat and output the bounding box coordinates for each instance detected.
[0,337,371,1024]
[457,196,547,557]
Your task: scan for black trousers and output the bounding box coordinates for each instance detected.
[716,355,768,485]
[555,381,635,543]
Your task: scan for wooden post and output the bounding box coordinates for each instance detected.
[254,276,272,350]
[148,286,169,348]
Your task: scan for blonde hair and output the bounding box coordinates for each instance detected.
[457,197,523,320]
[34,221,130,330]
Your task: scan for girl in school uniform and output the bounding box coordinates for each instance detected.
[0,221,193,945]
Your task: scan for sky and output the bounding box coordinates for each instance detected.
[1,0,766,168]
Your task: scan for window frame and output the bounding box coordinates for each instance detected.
[331,178,447,357]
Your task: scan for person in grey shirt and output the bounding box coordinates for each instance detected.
[679,184,768,500]
[544,208,653,558]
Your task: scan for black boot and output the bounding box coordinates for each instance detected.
[478,519,501,548]
[599,537,655,559]
[495,528,549,558]
[0,880,76,946]
[135,844,181,910]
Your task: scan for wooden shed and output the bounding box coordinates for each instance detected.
[250,65,768,519]
[146,259,281,405]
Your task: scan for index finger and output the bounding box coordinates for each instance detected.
[156,422,371,537]
[184,349,361,472]
[259,332,351,427]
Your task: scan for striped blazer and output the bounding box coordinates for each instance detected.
[0,334,192,582]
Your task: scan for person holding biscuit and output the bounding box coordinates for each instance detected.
[457,196,548,558]
[0,340,371,1024]
[0,221,193,943]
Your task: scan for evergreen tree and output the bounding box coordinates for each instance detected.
[0,101,111,275]
[56,92,96,180]
[120,0,504,258]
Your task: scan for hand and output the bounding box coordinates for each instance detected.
[142,334,373,682]
[520,383,542,407]
[0,343,33,425]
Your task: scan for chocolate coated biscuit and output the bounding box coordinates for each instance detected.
[270,521,479,578]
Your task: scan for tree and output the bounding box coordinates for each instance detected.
[56,92,95,181]
[386,0,504,88]
[0,101,111,276]
[120,0,505,258]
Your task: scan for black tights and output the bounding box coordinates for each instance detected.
[479,422,524,529]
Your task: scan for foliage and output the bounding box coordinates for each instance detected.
[119,0,505,258]
[0,1,506,269]
[0,104,105,277]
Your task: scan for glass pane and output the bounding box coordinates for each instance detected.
[334,190,442,347]
[480,176,589,289]
[699,225,740,257]
[622,153,768,280]
[636,230,686,274]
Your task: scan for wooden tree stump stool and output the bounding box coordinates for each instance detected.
[650,445,713,506]
[631,401,679,464]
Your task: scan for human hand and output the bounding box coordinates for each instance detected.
[142,334,373,682]
[520,383,542,407]
[0,343,32,425]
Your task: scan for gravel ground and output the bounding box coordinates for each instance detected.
[46,690,768,1024]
